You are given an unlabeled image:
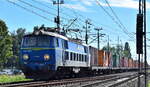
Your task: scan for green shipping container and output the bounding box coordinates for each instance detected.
[112,52,120,67]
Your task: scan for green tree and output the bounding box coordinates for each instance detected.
[11,28,26,68]
[123,42,131,58]
[11,28,26,56]
[0,19,13,69]
[102,46,116,53]
[33,25,39,31]
[116,44,124,57]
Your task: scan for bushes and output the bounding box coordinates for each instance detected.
[0,75,31,83]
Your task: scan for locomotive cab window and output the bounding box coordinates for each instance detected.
[23,36,36,47]
[37,36,51,47]
[22,35,53,47]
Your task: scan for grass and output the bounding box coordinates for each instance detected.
[148,80,150,87]
[0,75,32,83]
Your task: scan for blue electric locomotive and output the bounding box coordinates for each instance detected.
[20,29,90,80]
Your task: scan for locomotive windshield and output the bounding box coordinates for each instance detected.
[22,35,53,47]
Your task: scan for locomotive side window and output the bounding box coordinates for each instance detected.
[83,55,85,62]
[79,54,82,61]
[68,52,87,62]
[77,54,79,61]
[73,53,76,61]
[84,47,87,53]
[70,52,73,60]
[65,51,69,60]
[81,55,84,61]
[85,55,87,62]
[64,40,68,49]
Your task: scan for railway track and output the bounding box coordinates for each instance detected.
[0,72,138,87]
[82,72,139,87]
[0,80,47,87]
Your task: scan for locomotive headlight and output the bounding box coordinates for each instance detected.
[44,54,50,60]
[23,54,29,60]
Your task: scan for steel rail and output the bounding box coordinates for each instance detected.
[1,72,137,87]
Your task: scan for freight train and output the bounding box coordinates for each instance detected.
[20,28,142,80]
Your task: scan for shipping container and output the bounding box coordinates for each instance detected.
[89,46,98,66]
[116,54,120,67]
[112,53,120,67]
[141,58,144,68]
[134,60,138,68]
[124,57,128,67]
[120,57,128,67]
[135,61,144,68]
[120,57,124,67]
[128,58,133,68]
[98,50,105,66]
[141,62,144,68]
[108,52,112,67]
[133,60,136,67]
[103,51,108,67]
[133,60,135,67]
[103,51,112,67]
[131,58,134,67]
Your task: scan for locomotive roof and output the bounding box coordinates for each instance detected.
[24,29,69,40]
[24,29,89,47]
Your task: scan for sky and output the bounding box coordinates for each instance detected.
[0,0,150,63]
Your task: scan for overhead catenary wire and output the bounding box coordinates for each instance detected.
[48,0,88,28]
[18,0,83,28]
[95,0,134,39]
[75,0,134,40]
[31,0,56,11]
[6,0,85,41]
[48,0,88,29]
[6,0,54,22]
[7,0,138,44]
[33,0,122,36]
[18,0,56,17]
[100,0,133,38]
[104,0,134,36]
[17,0,83,28]
[5,0,138,46]
[31,0,76,19]
[103,0,136,42]
[28,0,87,36]
[63,1,122,43]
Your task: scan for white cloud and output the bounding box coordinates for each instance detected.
[8,0,18,2]
[38,0,52,3]
[97,0,150,9]
[62,4,88,12]
[69,0,150,10]
[79,0,94,6]
[64,0,150,12]
[36,0,150,12]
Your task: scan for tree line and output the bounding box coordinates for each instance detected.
[0,19,26,70]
